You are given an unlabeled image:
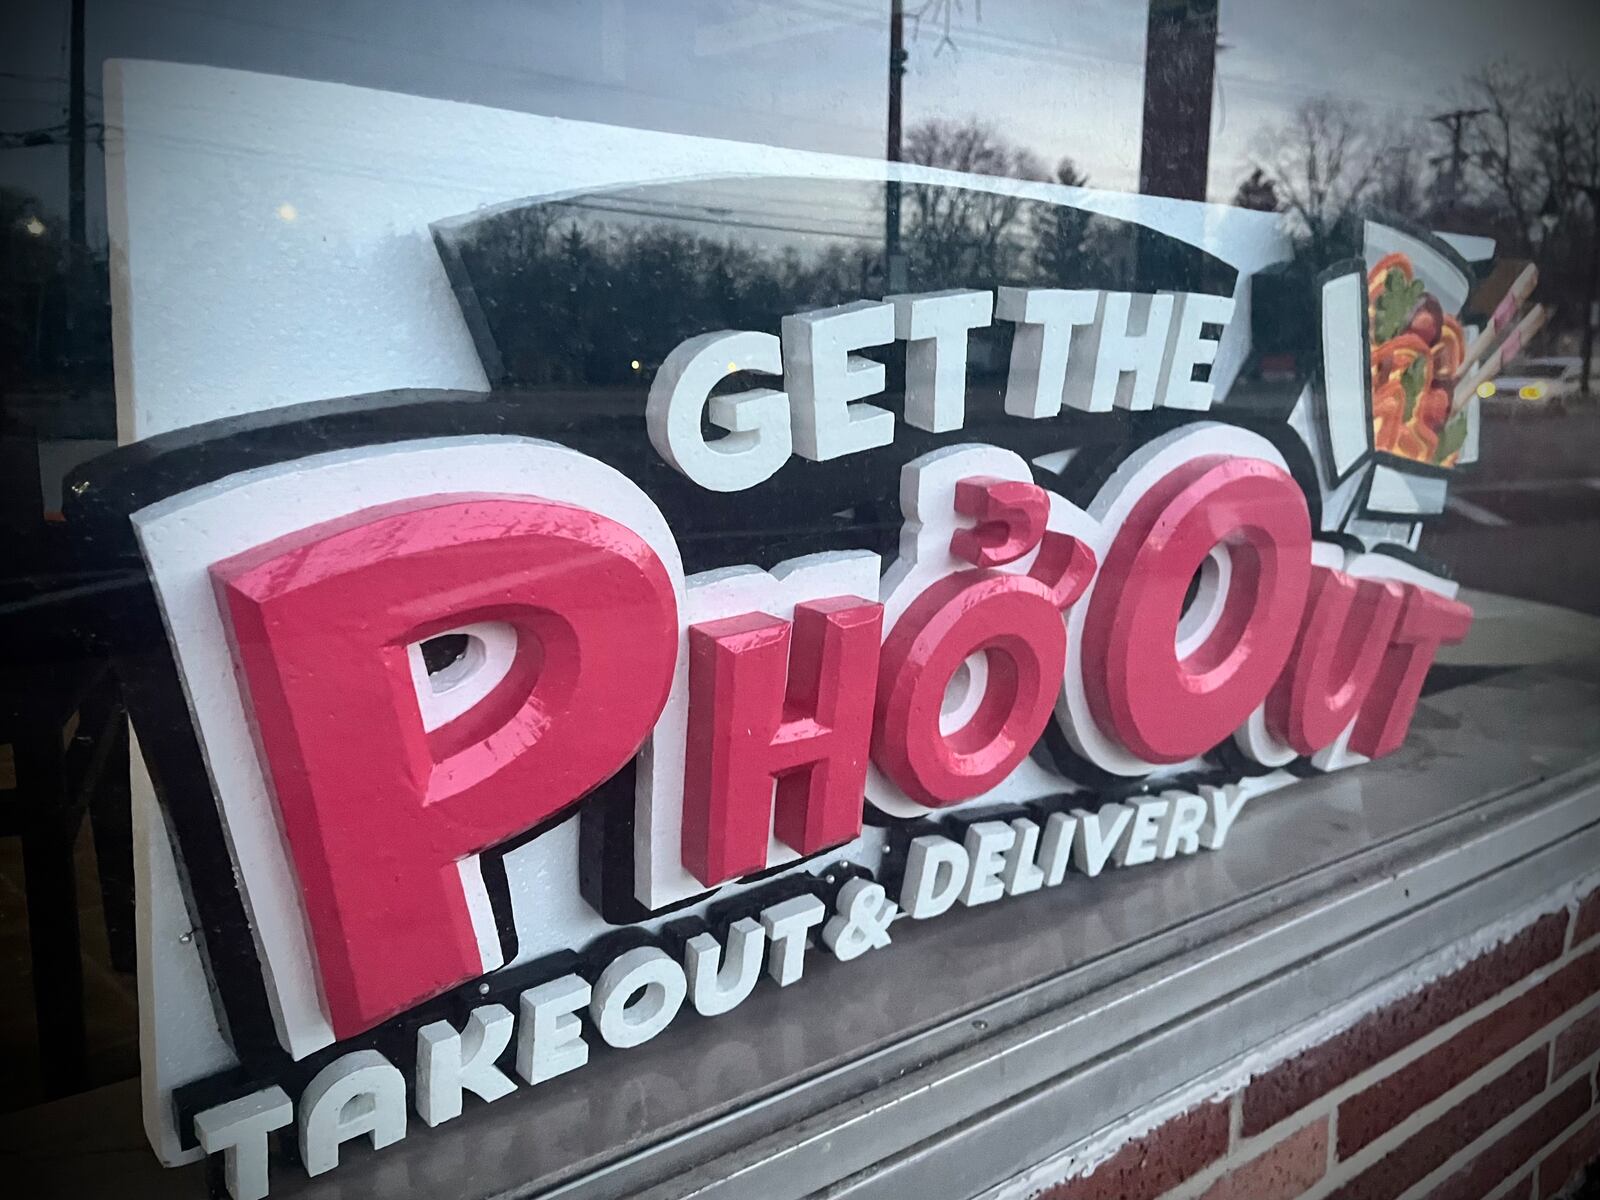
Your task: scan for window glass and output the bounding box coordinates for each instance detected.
[4,0,1599,1127]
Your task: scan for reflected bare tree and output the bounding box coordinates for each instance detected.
[902,117,1048,281]
[1462,62,1540,253]
[436,171,1234,392]
[1254,98,1385,262]
[1243,72,1600,385]
[1530,74,1600,203]
[440,195,891,386]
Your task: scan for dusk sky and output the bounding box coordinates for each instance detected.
[4,0,1599,247]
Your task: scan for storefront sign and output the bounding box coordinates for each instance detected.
[84,130,1501,1197]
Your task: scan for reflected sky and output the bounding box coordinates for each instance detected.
[2,0,1598,246]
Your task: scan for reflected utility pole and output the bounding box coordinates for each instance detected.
[67,0,87,372]
[1429,107,1486,218]
[885,0,907,291]
[1137,0,1218,203]
[1136,0,1218,288]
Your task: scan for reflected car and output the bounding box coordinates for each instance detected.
[1478,356,1585,407]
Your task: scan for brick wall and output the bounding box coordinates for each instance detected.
[1027,884,1600,1200]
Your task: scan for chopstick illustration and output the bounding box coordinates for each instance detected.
[1456,262,1539,374]
[1452,302,1549,410]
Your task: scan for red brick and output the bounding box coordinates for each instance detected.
[1539,1109,1600,1197]
[1338,948,1600,1155]
[1040,1103,1229,1200]
[1240,914,1567,1136]
[1574,887,1600,948]
[1554,1005,1600,1081]
[1198,1118,1327,1200]
[1421,1077,1589,1200]
[1326,1050,1546,1200]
